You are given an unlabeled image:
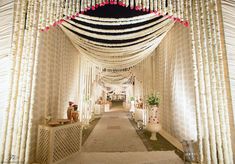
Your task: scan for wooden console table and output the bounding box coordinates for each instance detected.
[36,122,82,164]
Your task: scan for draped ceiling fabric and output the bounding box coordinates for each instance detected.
[60,13,174,68]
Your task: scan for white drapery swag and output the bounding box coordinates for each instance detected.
[60,14,174,69]
[37,0,189,31]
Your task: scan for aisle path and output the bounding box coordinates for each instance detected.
[82,107,147,152]
[61,103,183,164]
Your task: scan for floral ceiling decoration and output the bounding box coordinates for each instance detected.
[38,0,189,32]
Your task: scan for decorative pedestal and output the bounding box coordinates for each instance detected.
[130,100,135,112]
[36,122,82,164]
[147,123,161,140]
[146,105,161,140]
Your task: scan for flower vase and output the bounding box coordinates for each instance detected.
[146,105,161,140]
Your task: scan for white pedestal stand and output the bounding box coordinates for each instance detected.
[146,105,161,140]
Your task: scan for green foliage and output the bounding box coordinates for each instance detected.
[130,96,135,101]
[146,92,160,106]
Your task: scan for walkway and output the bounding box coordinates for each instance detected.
[83,110,147,152]
[61,102,183,164]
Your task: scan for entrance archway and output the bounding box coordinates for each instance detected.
[0,1,234,163]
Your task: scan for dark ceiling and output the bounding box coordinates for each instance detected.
[85,5,148,18]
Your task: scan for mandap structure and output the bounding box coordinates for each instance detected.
[0,0,235,163]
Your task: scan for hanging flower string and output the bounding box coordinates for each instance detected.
[39,0,189,32]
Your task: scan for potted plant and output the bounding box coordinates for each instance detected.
[146,92,160,107]
[146,92,161,140]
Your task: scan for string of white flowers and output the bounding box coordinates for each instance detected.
[74,35,164,68]
[66,33,161,55]
[150,0,153,12]
[194,1,212,163]
[55,0,61,23]
[20,0,40,161]
[66,16,166,33]
[130,0,134,9]
[91,0,95,10]
[211,0,233,163]
[74,37,160,58]
[64,27,169,58]
[2,0,25,161]
[78,12,156,23]
[63,0,67,17]
[183,0,188,21]
[61,20,172,49]
[59,0,64,21]
[17,0,36,160]
[180,0,183,20]
[80,0,84,13]
[61,21,173,48]
[146,0,150,11]
[158,0,161,13]
[45,0,50,29]
[38,0,44,30]
[68,0,72,17]
[98,0,102,7]
[84,0,88,12]
[188,0,203,163]
[162,0,166,14]
[62,19,171,40]
[49,0,55,26]
[72,0,76,15]
[216,0,234,161]
[202,0,224,163]
[125,0,129,8]
[76,0,80,13]
[199,0,218,163]
[167,0,172,15]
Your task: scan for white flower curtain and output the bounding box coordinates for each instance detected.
[188,0,233,163]
[221,0,235,124]
[132,23,197,142]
